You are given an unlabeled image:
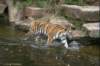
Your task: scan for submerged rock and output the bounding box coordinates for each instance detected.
[68,41,80,51]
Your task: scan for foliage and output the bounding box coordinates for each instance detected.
[15,0,87,9]
[32,0,48,7]
[14,0,33,6]
[64,0,86,5]
[14,0,33,10]
[63,16,84,29]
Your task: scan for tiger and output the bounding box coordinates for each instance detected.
[25,20,74,48]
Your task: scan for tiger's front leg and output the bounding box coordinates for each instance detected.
[47,36,53,47]
[61,37,68,48]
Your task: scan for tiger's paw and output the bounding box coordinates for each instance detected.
[64,44,69,48]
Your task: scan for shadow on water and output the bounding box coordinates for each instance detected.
[0,16,100,66]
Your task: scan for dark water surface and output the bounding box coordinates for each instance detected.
[0,23,100,66]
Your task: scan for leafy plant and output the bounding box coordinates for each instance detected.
[64,0,85,5]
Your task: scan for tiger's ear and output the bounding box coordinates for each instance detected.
[64,24,71,30]
[65,25,76,31]
[67,24,76,30]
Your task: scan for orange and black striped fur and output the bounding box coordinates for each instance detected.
[25,20,73,48]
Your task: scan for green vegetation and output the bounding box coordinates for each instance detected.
[32,0,49,7]
[64,0,86,5]
[20,0,33,6]
[14,0,89,9]
[15,0,49,8]
[62,15,84,30]
[18,0,87,7]
[14,0,33,6]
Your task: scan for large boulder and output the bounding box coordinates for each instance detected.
[81,6,99,21]
[24,7,44,18]
[61,5,81,19]
[83,23,100,38]
[61,4,100,22]
[71,30,86,38]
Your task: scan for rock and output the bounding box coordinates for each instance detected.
[83,23,100,38]
[69,41,80,49]
[6,0,18,22]
[61,5,81,19]
[24,7,44,18]
[0,0,6,4]
[81,6,99,21]
[71,30,86,39]
[0,3,7,14]
[61,4,100,21]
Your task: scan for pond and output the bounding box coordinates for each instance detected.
[0,16,100,66]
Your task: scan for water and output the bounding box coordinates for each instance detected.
[0,20,100,66]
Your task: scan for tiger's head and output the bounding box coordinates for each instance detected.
[64,24,76,40]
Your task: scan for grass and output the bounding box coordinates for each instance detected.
[62,15,84,30]
[64,0,86,5]
[32,0,49,7]
[15,0,87,8]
